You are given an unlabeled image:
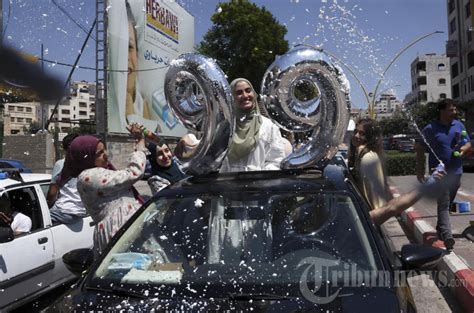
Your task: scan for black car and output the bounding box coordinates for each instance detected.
[48,165,441,312]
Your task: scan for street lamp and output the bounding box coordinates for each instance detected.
[303,31,443,119]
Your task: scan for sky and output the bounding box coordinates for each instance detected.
[2,0,448,108]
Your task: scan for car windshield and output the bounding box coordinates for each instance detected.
[90,191,378,297]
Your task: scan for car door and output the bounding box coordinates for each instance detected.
[38,182,94,282]
[0,185,54,310]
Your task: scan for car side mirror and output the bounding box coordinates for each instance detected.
[400,244,444,270]
[63,248,94,276]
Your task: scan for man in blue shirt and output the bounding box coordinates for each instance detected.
[415,99,472,251]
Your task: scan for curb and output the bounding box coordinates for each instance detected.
[393,191,474,312]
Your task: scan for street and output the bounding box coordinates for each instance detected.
[389,171,474,312]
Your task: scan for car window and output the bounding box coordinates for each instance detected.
[91,191,377,297]
[6,186,44,232]
[40,183,51,199]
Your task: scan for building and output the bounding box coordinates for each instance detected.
[374,93,404,114]
[405,53,451,108]
[3,102,40,135]
[39,81,96,133]
[446,0,474,130]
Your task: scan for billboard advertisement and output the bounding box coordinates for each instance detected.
[107,0,194,136]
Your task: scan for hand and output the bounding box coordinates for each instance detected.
[430,168,446,181]
[0,212,12,226]
[126,123,144,141]
[416,168,426,183]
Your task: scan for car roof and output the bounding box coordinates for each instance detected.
[0,173,51,189]
[158,164,351,197]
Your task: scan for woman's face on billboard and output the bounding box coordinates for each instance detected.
[128,20,138,76]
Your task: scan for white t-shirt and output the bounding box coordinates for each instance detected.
[11,212,32,233]
[51,159,65,184]
[51,178,86,216]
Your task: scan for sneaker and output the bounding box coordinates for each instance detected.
[444,237,455,251]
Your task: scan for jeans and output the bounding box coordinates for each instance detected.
[436,174,462,240]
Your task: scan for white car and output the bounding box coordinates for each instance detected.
[0,171,94,311]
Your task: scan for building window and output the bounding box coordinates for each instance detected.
[10,117,15,122]
[26,107,32,113]
[8,106,14,111]
[26,118,32,123]
[17,107,24,112]
[440,93,447,99]
[79,102,87,108]
[466,2,471,18]
[468,29,472,42]
[450,18,456,34]
[453,83,460,98]
[452,62,459,78]
[61,109,70,115]
[17,118,24,123]
[439,78,446,85]
[469,51,474,68]
[417,76,427,85]
[450,19,457,34]
[438,63,446,71]
[449,0,455,14]
[79,111,87,116]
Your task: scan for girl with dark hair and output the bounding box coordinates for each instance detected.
[348,118,393,212]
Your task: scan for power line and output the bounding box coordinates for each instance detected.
[2,0,12,38]
[50,0,100,45]
[39,57,169,73]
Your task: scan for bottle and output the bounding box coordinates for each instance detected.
[142,127,161,144]
[453,130,468,157]
[425,162,445,186]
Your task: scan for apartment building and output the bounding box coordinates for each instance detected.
[41,81,96,133]
[3,102,39,135]
[404,53,451,108]
[374,93,404,113]
[446,0,474,129]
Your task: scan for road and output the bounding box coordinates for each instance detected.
[389,171,474,312]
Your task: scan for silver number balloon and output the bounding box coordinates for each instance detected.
[261,45,351,169]
[164,53,234,175]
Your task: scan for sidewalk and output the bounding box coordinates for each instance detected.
[390,176,474,312]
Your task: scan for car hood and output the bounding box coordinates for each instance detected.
[47,285,400,312]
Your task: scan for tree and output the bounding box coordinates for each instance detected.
[197,0,289,92]
[408,101,439,130]
[378,111,411,136]
[24,121,42,134]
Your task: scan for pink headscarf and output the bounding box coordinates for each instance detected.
[58,135,101,187]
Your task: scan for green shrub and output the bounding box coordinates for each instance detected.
[385,152,422,176]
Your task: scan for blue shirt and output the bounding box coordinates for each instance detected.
[421,119,470,175]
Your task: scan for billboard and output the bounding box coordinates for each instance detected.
[107,0,194,136]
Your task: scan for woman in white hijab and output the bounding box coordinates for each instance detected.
[208,78,286,265]
[220,78,286,172]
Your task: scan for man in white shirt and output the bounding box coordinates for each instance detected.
[47,133,79,207]
[0,193,32,236]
